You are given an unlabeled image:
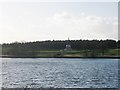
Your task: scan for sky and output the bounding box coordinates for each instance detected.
[0,1,118,43]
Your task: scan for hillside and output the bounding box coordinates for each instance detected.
[1,39,120,58]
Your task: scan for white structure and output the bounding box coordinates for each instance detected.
[64,38,72,51]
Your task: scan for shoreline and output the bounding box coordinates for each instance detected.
[1,55,120,59]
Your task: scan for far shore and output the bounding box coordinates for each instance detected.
[1,55,120,59]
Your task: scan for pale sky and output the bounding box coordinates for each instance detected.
[0,1,118,43]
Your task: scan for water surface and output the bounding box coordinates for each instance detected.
[2,58,118,88]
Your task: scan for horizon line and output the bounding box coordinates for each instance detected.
[1,38,119,44]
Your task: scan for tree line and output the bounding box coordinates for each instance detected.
[1,39,120,56]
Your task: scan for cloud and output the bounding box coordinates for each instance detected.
[44,12,118,40]
[0,11,118,43]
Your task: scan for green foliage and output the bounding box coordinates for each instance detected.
[2,39,119,57]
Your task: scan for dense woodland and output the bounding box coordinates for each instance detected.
[1,39,120,57]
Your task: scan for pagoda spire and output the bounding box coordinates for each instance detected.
[68,37,70,41]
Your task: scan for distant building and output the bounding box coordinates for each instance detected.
[64,37,72,51]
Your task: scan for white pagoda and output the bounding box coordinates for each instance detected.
[64,37,72,51]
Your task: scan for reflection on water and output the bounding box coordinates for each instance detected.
[2,58,118,88]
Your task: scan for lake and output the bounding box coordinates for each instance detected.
[2,58,118,88]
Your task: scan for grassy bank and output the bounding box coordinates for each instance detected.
[2,49,120,58]
[36,49,120,57]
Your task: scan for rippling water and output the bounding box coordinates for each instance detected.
[2,58,118,88]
